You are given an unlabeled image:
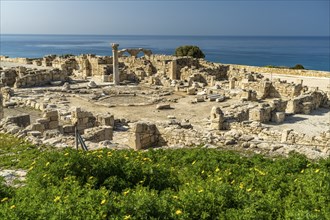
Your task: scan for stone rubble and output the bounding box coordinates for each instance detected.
[0,45,329,159]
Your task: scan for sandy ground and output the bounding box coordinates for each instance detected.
[0,61,52,70]
[265,108,330,137]
[261,72,330,91]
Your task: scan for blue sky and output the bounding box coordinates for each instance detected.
[0,0,329,36]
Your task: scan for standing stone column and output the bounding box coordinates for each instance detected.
[169,59,177,80]
[0,90,3,120]
[111,43,120,85]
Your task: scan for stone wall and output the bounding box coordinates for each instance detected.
[30,110,59,134]
[129,122,161,150]
[71,107,97,132]
[229,64,329,78]
[286,91,328,114]
[1,67,69,88]
[83,126,113,142]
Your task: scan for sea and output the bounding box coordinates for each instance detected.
[0,34,329,71]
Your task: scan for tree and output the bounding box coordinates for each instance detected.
[291,64,305,70]
[174,45,205,58]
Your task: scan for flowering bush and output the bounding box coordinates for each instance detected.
[0,134,329,219]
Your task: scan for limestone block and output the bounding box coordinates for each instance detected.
[271,112,286,124]
[97,114,114,127]
[210,106,224,130]
[48,121,59,129]
[27,131,42,137]
[302,102,313,114]
[63,124,75,134]
[31,123,45,133]
[186,87,196,95]
[129,122,159,150]
[249,107,271,123]
[229,79,236,89]
[281,129,292,143]
[5,114,30,127]
[156,104,171,110]
[43,110,58,119]
[195,96,205,102]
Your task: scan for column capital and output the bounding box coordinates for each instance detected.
[111,43,119,50]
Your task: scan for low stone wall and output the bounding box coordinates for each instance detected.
[0,56,32,64]
[229,64,329,78]
[129,122,161,150]
[83,126,113,142]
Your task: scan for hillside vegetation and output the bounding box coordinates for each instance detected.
[0,133,329,219]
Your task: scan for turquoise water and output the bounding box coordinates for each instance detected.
[0,34,329,71]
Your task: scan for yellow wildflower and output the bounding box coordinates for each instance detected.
[198,189,204,193]
[64,152,69,156]
[300,169,304,173]
[123,190,130,196]
[10,205,16,209]
[239,183,244,189]
[254,168,266,176]
[46,162,50,167]
[315,169,320,173]
[124,215,131,220]
[246,188,252,192]
[192,160,196,165]
[100,199,106,205]
[175,210,182,215]
[1,197,8,202]
[201,170,205,174]
[53,196,61,202]
[215,167,220,172]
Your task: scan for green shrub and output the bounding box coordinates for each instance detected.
[174,45,205,58]
[291,64,305,69]
[0,140,329,219]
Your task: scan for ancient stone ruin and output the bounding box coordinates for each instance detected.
[0,43,329,159]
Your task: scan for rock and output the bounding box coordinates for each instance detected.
[50,81,63,86]
[195,96,205,102]
[240,135,254,142]
[225,139,236,145]
[180,121,192,129]
[257,142,270,149]
[3,101,17,107]
[272,112,285,123]
[27,131,42,137]
[62,82,71,90]
[241,142,250,148]
[156,104,171,110]
[167,115,176,119]
[186,87,196,95]
[202,144,217,149]
[87,81,97,88]
[216,96,225,102]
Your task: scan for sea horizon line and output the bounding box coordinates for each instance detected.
[1,33,329,38]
